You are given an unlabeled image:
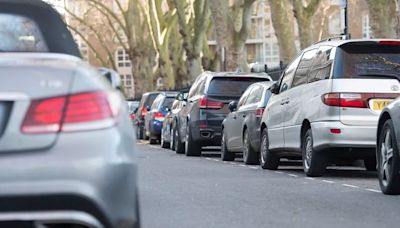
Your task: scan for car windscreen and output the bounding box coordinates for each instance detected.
[145,94,159,106]
[0,14,48,52]
[162,97,176,108]
[333,44,400,79]
[208,77,269,98]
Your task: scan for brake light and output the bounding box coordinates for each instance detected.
[199,97,224,109]
[141,108,148,118]
[255,107,265,118]
[322,93,369,108]
[379,40,400,45]
[22,91,118,134]
[153,112,165,122]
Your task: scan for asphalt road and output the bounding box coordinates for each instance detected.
[137,141,400,228]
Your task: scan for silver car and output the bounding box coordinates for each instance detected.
[0,1,139,227]
[260,39,400,177]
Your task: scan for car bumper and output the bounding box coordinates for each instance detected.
[190,121,222,146]
[0,128,139,228]
[312,121,377,150]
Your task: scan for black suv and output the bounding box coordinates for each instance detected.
[175,72,272,156]
[135,91,160,139]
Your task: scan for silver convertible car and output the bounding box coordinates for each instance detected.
[0,0,139,227]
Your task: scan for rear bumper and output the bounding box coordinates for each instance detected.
[149,120,163,136]
[312,121,377,150]
[190,120,222,146]
[0,127,139,228]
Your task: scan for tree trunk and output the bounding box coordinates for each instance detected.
[366,0,396,38]
[269,0,297,64]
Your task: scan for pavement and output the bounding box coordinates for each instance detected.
[137,141,400,228]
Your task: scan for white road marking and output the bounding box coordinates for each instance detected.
[288,174,298,178]
[366,188,381,193]
[274,171,284,174]
[212,159,219,162]
[239,164,247,167]
[149,145,159,149]
[205,158,213,161]
[248,166,259,170]
[230,162,236,165]
[342,184,359,189]
[305,177,315,180]
[322,180,335,184]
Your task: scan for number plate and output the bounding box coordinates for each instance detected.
[369,99,393,112]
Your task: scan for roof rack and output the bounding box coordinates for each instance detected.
[314,34,350,44]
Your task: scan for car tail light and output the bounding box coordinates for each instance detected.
[255,107,265,118]
[379,40,400,45]
[22,91,118,134]
[153,112,165,122]
[130,113,136,120]
[322,93,371,108]
[199,97,224,109]
[141,108,148,119]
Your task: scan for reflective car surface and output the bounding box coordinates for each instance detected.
[0,1,139,227]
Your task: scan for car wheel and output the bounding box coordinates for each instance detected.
[137,125,144,140]
[260,128,279,170]
[364,157,377,171]
[221,129,235,161]
[170,126,175,150]
[149,133,157,144]
[161,128,169,148]
[302,128,326,177]
[377,119,400,195]
[144,128,150,140]
[174,124,185,154]
[243,129,259,165]
[185,123,201,156]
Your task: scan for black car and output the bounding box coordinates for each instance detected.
[135,92,160,139]
[221,82,274,164]
[175,72,273,156]
[161,91,188,149]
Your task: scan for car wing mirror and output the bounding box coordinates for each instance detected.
[228,101,238,112]
[97,67,122,90]
[270,82,280,94]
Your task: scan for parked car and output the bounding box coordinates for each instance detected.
[144,92,179,144]
[260,39,400,177]
[136,92,160,139]
[221,81,274,164]
[161,91,188,149]
[376,97,400,195]
[128,100,140,120]
[0,1,140,227]
[175,72,273,156]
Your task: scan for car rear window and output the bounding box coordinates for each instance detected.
[145,94,159,106]
[162,98,176,108]
[333,44,400,79]
[208,77,268,97]
[0,14,49,52]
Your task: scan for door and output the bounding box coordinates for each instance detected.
[284,49,317,150]
[226,86,253,150]
[267,55,301,150]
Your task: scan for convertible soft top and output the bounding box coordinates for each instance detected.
[0,0,81,58]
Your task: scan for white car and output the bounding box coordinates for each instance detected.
[260,39,400,177]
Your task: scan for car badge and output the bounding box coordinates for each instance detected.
[391,85,399,91]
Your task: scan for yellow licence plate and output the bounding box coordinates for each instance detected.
[370,99,393,111]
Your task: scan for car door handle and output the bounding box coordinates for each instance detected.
[233,115,237,119]
[242,114,246,118]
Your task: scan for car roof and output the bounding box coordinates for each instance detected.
[203,71,273,82]
[159,91,180,97]
[0,0,81,57]
[143,91,161,96]
[307,39,400,50]
[249,81,274,88]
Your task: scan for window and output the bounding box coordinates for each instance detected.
[188,75,203,99]
[151,95,163,110]
[0,14,48,52]
[116,48,131,67]
[280,55,302,93]
[237,87,253,108]
[362,15,372,39]
[292,49,318,87]
[208,77,269,98]
[308,46,334,82]
[245,86,263,105]
[265,43,279,64]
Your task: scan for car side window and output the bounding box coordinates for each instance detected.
[280,55,302,93]
[151,95,163,110]
[196,77,207,96]
[237,86,253,108]
[245,86,263,105]
[292,49,318,88]
[308,46,334,83]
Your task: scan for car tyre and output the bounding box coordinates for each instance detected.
[185,123,201,156]
[243,128,259,165]
[377,119,400,195]
[364,157,377,171]
[161,128,169,148]
[174,123,185,154]
[149,133,157,144]
[260,128,279,170]
[136,125,144,140]
[302,128,326,177]
[221,129,235,161]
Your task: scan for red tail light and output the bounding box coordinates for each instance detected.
[199,97,224,109]
[379,40,400,45]
[153,112,165,121]
[22,91,118,134]
[141,108,148,118]
[322,93,369,108]
[255,107,265,118]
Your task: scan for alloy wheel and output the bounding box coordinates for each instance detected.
[381,128,394,187]
[304,136,313,170]
[261,133,267,164]
[243,131,249,161]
